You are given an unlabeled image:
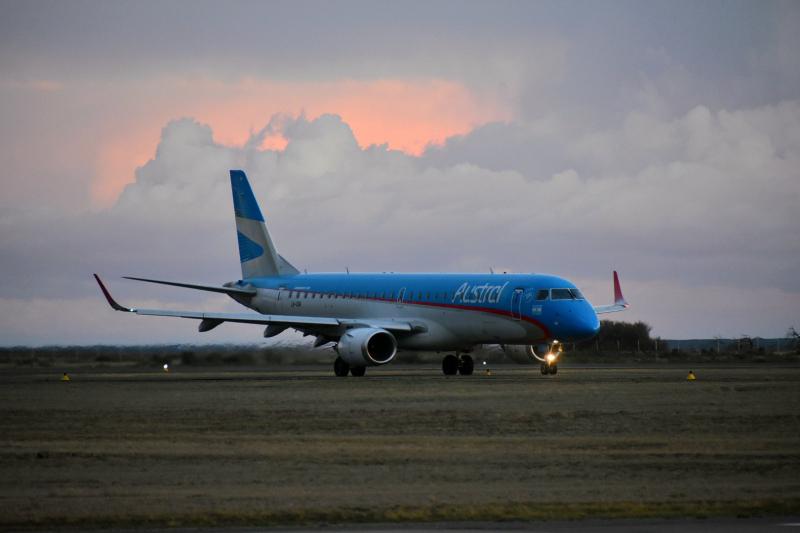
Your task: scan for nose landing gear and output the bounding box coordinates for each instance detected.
[539,342,562,375]
[540,362,558,375]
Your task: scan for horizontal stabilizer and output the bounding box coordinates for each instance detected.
[122,276,256,296]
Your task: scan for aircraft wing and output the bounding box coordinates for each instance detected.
[593,303,629,315]
[593,270,630,315]
[93,274,413,333]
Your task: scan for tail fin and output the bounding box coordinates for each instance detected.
[230,170,299,279]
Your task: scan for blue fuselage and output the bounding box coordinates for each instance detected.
[238,272,600,351]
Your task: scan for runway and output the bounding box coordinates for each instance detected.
[65,517,800,532]
[1,365,798,528]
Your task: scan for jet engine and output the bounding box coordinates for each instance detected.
[337,328,397,366]
[501,343,554,364]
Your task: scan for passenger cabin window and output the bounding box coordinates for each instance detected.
[551,288,575,300]
[535,289,549,301]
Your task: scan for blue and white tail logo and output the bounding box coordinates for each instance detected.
[230,170,298,279]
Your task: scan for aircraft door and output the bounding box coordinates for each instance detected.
[397,287,406,308]
[511,288,524,320]
[276,287,287,312]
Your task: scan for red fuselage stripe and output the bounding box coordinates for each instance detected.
[284,289,552,340]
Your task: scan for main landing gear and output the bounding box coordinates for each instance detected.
[442,354,474,376]
[334,356,366,377]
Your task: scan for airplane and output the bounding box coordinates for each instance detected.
[94,170,629,377]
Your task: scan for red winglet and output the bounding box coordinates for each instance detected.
[93,274,132,312]
[613,270,628,306]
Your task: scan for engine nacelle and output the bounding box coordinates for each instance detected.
[337,328,397,366]
[501,344,552,364]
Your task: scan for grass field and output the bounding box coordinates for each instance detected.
[1,365,799,528]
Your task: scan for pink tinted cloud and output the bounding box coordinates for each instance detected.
[90,77,511,206]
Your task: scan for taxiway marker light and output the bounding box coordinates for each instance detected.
[163,363,169,373]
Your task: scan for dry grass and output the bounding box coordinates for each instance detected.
[1,365,799,527]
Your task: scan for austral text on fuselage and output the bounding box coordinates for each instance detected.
[452,282,509,304]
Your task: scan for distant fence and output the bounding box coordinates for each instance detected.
[572,337,799,355]
[663,338,799,354]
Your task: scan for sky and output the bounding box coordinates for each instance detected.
[1,0,799,345]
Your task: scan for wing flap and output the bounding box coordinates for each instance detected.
[340,319,414,332]
[134,308,340,326]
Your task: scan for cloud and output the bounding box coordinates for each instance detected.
[1,101,798,344]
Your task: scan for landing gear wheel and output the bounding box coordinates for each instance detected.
[549,364,558,375]
[442,354,459,376]
[458,355,474,375]
[350,366,366,377]
[540,363,548,375]
[334,356,350,377]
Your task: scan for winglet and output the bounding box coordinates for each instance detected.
[93,274,133,312]
[613,270,628,307]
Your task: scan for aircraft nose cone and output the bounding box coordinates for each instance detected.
[574,311,600,340]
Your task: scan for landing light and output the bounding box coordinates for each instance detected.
[545,353,557,364]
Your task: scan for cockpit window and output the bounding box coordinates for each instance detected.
[535,289,549,301]
[551,288,574,300]
[569,288,585,300]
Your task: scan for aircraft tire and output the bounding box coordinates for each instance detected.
[350,366,366,377]
[334,356,350,377]
[540,363,548,375]
[458,355,474,375]
[549,364,558,375]
[442,355,459,376]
